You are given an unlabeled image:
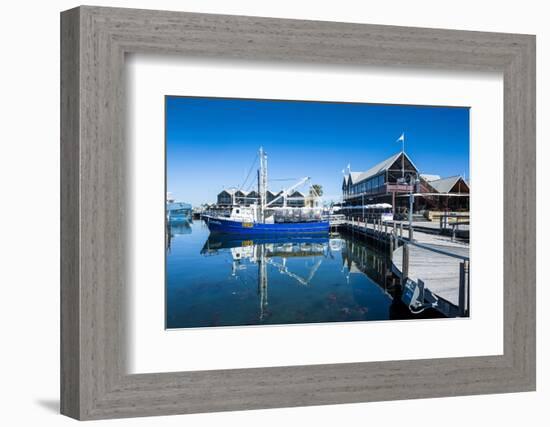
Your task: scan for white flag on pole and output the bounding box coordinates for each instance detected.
[396,133,405,143]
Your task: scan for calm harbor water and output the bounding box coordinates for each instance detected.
[166,220,437,329]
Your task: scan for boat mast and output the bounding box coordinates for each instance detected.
[258,147,268,222]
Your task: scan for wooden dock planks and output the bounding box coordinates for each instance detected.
[393,245,467,306]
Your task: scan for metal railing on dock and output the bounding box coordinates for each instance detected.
[439,213,470,241]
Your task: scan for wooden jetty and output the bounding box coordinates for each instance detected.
[332,218,470,317]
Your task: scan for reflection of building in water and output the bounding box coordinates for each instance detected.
[340,237,392,297]
[201,235,329,320]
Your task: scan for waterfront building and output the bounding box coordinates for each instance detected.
[246,190,259,204]
[287,190,306,207]
[217,188,258,207]
[420,175,470,213]
[216,188,236,206]
[266,190,284,207]
[266,190,306,207]
[216,188,306,208]
[342,151,469,219]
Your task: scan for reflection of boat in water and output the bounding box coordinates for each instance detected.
[201,234,329,256]
[201,234,330,320]
[167,194,192,224]
[166,222,192,252]
[170,222,192,235]
[329,238,343,252]
[203,147,329,235]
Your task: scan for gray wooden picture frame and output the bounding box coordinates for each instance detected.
[60,5,536,420]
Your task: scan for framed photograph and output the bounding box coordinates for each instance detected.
[61,6,536,420]
[164,96,470,329]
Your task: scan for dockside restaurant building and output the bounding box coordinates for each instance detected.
[341,151,469,218]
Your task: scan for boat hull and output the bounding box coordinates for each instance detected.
[168,214,192,224]
[204,216,329,235]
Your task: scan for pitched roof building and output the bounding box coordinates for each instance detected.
[424,175,469,194]
[342,151,469,218]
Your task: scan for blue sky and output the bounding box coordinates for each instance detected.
[166,96,469,205]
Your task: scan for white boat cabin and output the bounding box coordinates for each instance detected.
[228,206,277,223]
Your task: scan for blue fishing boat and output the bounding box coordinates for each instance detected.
[204,214,329,235]
[203,147,329,235]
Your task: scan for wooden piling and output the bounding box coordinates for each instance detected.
[452,224,456,242]
[459,260,470,316]
[417,279,425,303]
[402,242,409,281]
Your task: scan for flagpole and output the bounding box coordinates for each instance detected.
[401,133,405,179]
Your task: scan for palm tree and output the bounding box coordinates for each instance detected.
[309,184,323,197]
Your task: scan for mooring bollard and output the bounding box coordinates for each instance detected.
[402,242,409,281]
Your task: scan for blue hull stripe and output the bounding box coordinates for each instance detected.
[205,216,329,235]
